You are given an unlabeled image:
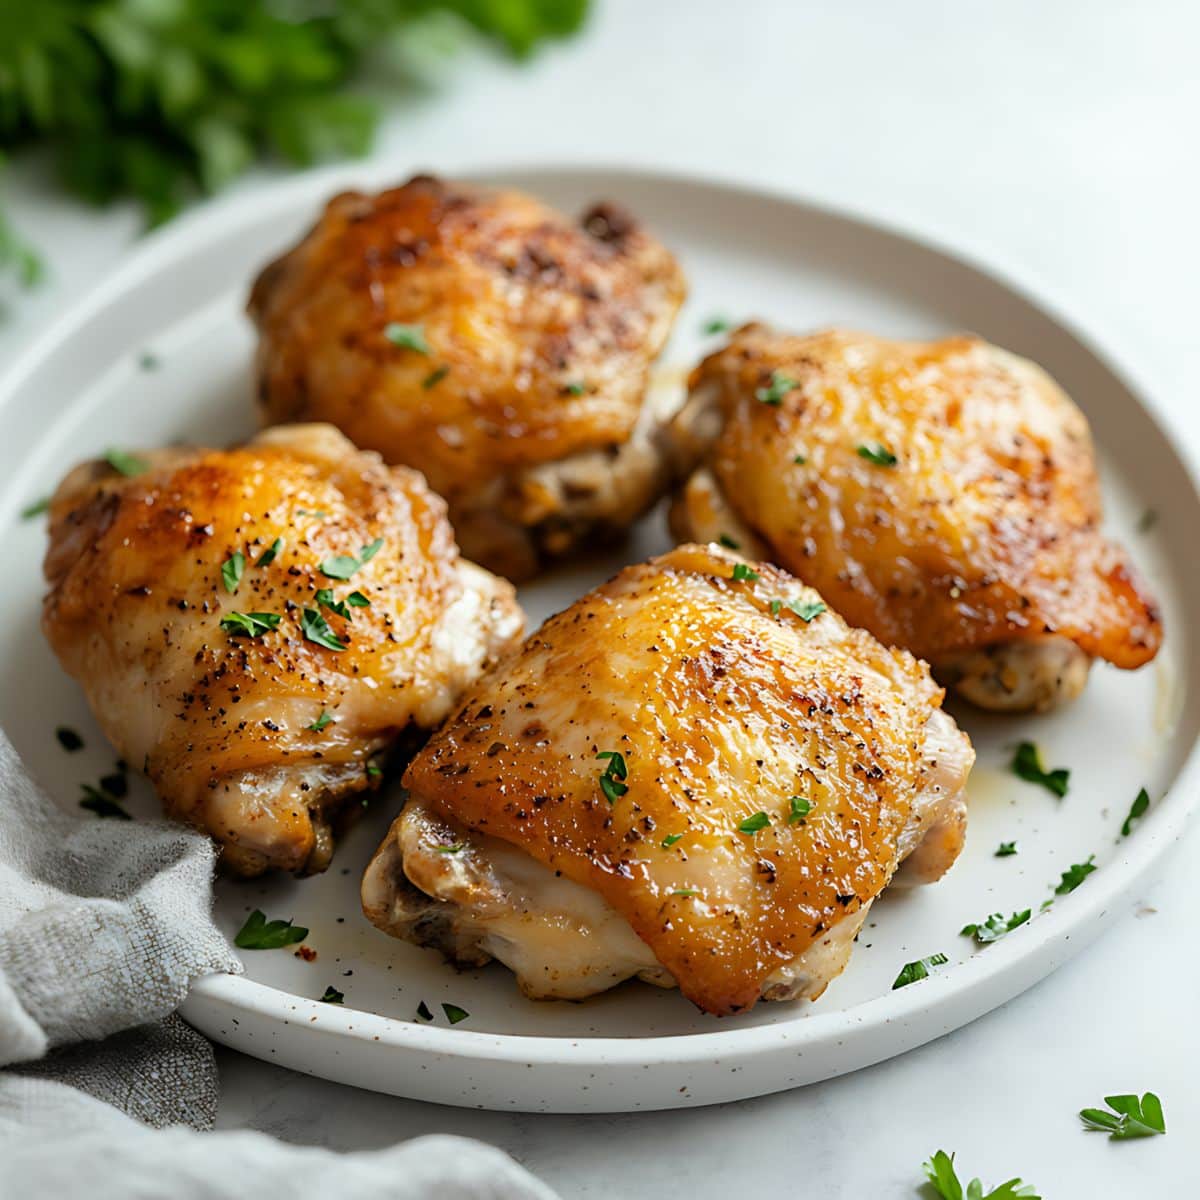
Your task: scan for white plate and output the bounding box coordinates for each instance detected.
[1,165,1196,1114]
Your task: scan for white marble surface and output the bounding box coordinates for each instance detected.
[3,0,1198,1193]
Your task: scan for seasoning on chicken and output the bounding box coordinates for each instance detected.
[668,325,1162,712]
[362,544,972,1016]
[42,424,523,876]
[250,175,690,581]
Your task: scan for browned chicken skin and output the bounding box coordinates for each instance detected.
[363,544,973,1016]
[250,175,690,580]
[42,424,523,876]
[668,326,1162,712]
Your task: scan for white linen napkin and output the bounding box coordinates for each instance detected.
[0,730,558,1198]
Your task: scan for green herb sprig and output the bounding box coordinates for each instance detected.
[234,909,308,950]
[1079,1092,1165,1140]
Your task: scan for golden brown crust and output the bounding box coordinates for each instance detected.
[676,325,1161,668]
[42,424,523,875]
[249,175,687,578]
[402,543,947,1016]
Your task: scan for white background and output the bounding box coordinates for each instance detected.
[2,1,1197,1194]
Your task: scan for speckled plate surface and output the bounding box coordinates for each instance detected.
[0,165,1196,1112]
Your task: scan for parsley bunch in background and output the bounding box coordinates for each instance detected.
[0,0,588,288]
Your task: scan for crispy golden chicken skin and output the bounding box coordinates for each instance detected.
[42,424,523,877]
[668,326,1162,712]
[249,175,689,580]
[363,544,973,1016]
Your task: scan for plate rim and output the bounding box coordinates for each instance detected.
[5,158,1198,1078]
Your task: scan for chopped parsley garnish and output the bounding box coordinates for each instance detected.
[923,1150,1039,1199]
[100,771,128,798]
[220,611,281,639]
[961,909,1032,945]
[737,811,770,835]
[423,365,450,389]
[1121,787,1150,837]
[661,833,684,848]
[56,726,83,752]
[442,1002,469,1024]
[597,750,628,804]
[234,909,308,950]
[320,985,345,1004]
[435,843,464,854]
[564,380,588,395]
[771,596,826,621]
[1080,1092,1165,1140]
[702,316,732,335]
[21,496,50,519]
[306,710,333,733]
[672,888,699,898]
[1137,509,1158,534]
[79,784,131,820]
[755,371,799,406]
[892,952,948,989]
[296,509,328,520]
[301,607,347,651]
[365,762,383,779]
[856,442,897,467]
[415,1001,434,1022]
[105,448,150,477]
[1011,742,1069,797]
[995,841,1019,857]
[384,322,430,354]
[787,796,811,824]
[256,537,283,567]
[718,533,740,550]
[731,563,759,582]
[1053,856,1096,895]
[138,352,159,371]
[320,538,384,580]
[315,588,360,620]
[346,590,370,607]
[792,453,807,465]
[221,552,245,594]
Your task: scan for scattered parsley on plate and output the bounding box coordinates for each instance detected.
[731,563,759,582]
[320,538,384,580]
[995,841,1018,857]
[415,1001,434,1022]
[56,726,84,752]
[79,784,131,820]
[256,537,283,567]
[922,1150,1040,1199]
[442,1003,469,1025]
[306,710,333,733]
[1121,787,1150,837]
[1080,1093,1165,1140]
[892,952,948,990]
[661,833,684,848]
[234,909,308,950]
[20,496,49,519]
[320,985,345,1004]
[960,909,1031,945]
[702,316,732,335]
[1010,741,1069,797]
[1053,855,1096,895]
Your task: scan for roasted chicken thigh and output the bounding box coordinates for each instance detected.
[250,175,689,580]
[669,326,1162,712]
[363,544,973,1016]
[42,424,523,876]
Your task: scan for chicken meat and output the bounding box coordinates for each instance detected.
[362,544,973,1016]
[250,175,690,581]
[42,424,523,876]
[668,325,1162,712]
